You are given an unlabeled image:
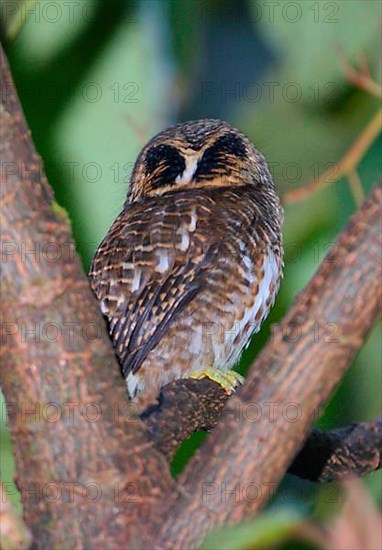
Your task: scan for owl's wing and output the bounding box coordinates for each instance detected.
[89,196,222,378]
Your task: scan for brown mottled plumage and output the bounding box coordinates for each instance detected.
[89,119,283,409]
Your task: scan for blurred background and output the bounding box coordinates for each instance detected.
[1,0,381,547]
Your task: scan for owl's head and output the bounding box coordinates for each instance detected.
[127,119,274,202]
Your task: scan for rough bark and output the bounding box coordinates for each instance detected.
[288,416,382,482]
[152,183,381,549]
[142,383,382,481]
[141,378,228,458]
[0,43,174,550]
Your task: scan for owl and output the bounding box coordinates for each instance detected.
[89,119,283,410]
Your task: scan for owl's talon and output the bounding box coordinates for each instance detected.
[189,367,244,394]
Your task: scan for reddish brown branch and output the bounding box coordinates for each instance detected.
[339,50,382,99]
[141,378,228,458]
[150,184,381,549]
[282,109,381,204]
[0,44,174,550]
[142,382,382,482]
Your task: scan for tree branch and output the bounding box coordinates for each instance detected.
[140,378,228,459]
[142,382,382,482]
[288,416,382,482]
[150,183,381,549]
[0,43,174,550]
[282,109,381,205]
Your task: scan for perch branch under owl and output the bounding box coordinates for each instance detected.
[141,380,382,481]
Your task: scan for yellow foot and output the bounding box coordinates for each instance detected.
[189,367,244,394]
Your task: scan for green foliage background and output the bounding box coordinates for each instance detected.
[1,0,381,547]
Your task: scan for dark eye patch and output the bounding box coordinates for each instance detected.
[194,133,246,180]
[145,144,186,188]
[214,133,246,157]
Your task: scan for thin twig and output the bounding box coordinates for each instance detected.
[283,109,381,204]
[347,170,365,206]
[340,52,382,99]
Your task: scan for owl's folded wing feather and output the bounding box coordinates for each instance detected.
[89,197,222,378]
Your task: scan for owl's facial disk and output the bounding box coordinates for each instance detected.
[128,120,271,202]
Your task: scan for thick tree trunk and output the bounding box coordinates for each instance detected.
[0,44,174,550]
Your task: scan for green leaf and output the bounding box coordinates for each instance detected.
[202,510,310,550]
